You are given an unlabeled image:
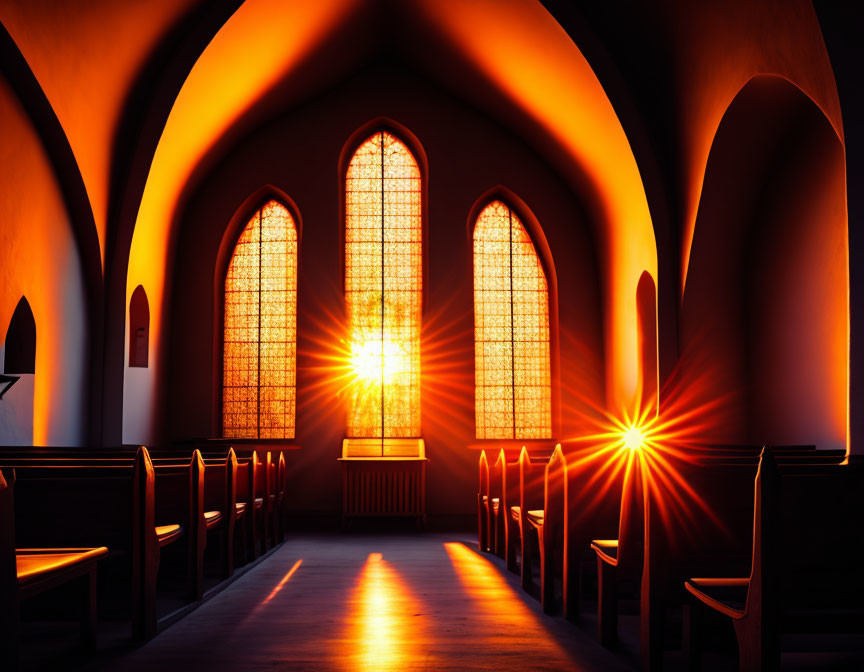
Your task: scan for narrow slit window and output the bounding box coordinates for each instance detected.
[223,200,297,439]
[345,130,422,440]
[473,200,551,439]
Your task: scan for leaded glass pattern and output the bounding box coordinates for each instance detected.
[223,200,297,438]
[345,130,422,439]
[473,200,551,439]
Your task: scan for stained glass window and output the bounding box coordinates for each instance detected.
[223,200,297,438]
[345,130,422,439]
[473,200,551,439]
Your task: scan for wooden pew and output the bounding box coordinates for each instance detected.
[507,446,555,591]
[684,452,864,672]
[0,467,108,668]
[202,450,239,578]
[589,447,645,646]
[266,452,279,548]
[150,446,273,568]
[0,444,293,554]
[152,450,246,580]
[582,444,833,655]
[250,451,271,555]
[0,448,164,640]
[477,450,490,552]
[525,445,564,614]
[187,441,297,542]
[0,445,285,642]
[216,448,278,556]
[524,442,632,620]
[235,452,262,560]
[490,449,514,559]
[277,452,287,544]
[150,452,201,601]
[640,447,847,670]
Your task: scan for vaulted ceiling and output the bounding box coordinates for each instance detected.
[0,0,844,438]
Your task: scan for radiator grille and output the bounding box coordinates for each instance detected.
[342,464,425,517]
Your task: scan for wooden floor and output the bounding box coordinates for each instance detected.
[85,533,632,671]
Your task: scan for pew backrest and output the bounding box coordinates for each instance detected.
[767,462,864,611]
[478,450,489,500]
[644,458,754,593]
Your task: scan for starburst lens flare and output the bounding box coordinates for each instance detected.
[623,426,644,451]
[350,337,410,385]
[345,130,421,438]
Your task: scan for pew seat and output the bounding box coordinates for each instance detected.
[510,505,521,521]
[681,455,864,671]
[526,509,544,527]
[491,498,500,515]
[234,502,247,516]
[254,497,263,509]
[155,524,182,547]
[684,578,748,617]
[2,468,110,666]
[16,547,107,595]
[204,510,223,530]
[590,539,618,564]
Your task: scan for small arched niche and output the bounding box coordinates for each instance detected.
[129,285,150,368]
[636,271,658,415]
[4,296,36,375]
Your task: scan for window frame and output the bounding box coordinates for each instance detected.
[215,189,303,441]
[468,189,560,442]
[338,119,429,440]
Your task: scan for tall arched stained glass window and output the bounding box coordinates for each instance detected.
[223,200,297,438]
[473,200,551,439]
[345,130,422,438]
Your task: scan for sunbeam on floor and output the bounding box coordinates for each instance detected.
[86,534,631,672]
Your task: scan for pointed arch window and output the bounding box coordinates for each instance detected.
[345,130,422,438]
[223,200,297,439]
[473,200,551,439]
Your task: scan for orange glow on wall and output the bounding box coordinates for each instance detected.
[345,131,422,438]
[473,200,551,439]
[223,200,297,439]
[0,73,87,446]
[415,0,657,409]
[126,0,360,442]
[0,0,199,264]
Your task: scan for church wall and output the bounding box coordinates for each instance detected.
[164,66,604,519]
[681,77,847,451]
[747,111,847,451]
[0,72,88,446]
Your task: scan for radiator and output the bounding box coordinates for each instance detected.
[343,463,425,516]
[340,438,427,524]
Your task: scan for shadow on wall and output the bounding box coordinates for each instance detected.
[680,75,847,451]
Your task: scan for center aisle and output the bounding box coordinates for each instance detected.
[90,534,633,671]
